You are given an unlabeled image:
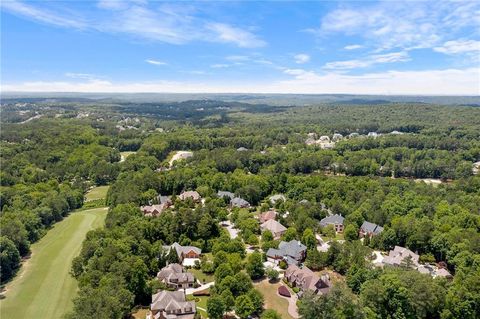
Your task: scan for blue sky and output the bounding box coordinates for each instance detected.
[1,0,479,94]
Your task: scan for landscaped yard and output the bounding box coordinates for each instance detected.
[254,280,294,319]
[189,268,214,284]
[85,185,110,202]
[0,207,108,319]
[187,295,208,318]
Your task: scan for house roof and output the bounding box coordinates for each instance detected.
[383,246,419,267]
[230,197,250,207]
[269,194,286,203]
[436,268,452,278]
[261,219,287,234]
[217,191,235,200]
[151,291,195,312]
[360,221,384,235]
[141,204,169,216]
[179,191,201,201]
[164,242,202,259]
[319,214,345,226]
[259,210,277,223]
[278,240,307,260]
[285,265,332,294]
[157,263,195,283]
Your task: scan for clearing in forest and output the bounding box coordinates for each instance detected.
[0,207,108,319]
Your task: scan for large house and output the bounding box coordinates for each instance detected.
[285,265,332,296]
[217,191,235,200]
[261,219,287,239]
[269,194,286,205]
[259,210,277,223]
[266,240,307,265]
[149,290,196,319]
[359,221,384,238]
[179,191,201,202]
[230,197,250,208]
[164,242,202,264]
[157,263,196,289]
[319,214,345,233]
[383,246,420,268]
[141,203,171,217]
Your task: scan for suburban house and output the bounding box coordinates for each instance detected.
[157,263,196,289]
[259,210,277,223]
[149,290,196,319]
[261,219,287,239]
[269,194,286,205]
[266,240,307,265]
[141,203,171,217]
[158,195,173,206]
[319,214,345,233]
[217,191,235,200]
[178,191,201,202]
[230,197,250,208]
[285,265,332,296]
[383,246,420,268]
[164,242,202,264]
[359,221,384,238]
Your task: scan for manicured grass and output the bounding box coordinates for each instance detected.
[85,185,110,202]
[187,295,208,318]
[189,268,214,284]
[254,280,294,319]
[0,207,108,319]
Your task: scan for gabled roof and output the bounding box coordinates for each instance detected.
[217,191,235,200]
[259,210,277,223]
[179,191,201,201]
[269,194,286,204]
[151,290,194,312]
[360,221,384,235]
[261,219,287,234]
[278,240,307,260]
[164,243,202,259]
[230,197,250,207]
[383,246,419,267]
[319,214,345,226]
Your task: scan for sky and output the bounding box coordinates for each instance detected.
[1,0,480,95]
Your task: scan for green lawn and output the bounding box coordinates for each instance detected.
[85,185,110,202]
[189,268,214,284]
[254,280,294,319]
[187,295,208,318]
[0,207,108,319]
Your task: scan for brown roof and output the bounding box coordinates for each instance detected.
[260,210,277,223]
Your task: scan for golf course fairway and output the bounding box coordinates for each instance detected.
[0,207,108,319]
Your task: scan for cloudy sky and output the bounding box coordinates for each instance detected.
[1,0,479,94]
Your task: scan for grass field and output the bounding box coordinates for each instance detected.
[254,280,294,319]
[189,268,214,284]
[0,207,108,319]
[85,185,110,202]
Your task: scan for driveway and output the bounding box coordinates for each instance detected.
[220,220,238,239]
[278,285,299,319]
[184,281,215,295]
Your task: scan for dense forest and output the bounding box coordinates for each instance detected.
[1,97,479,319]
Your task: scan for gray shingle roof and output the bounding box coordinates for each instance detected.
[319,214,345,227]
[217,191,235,200]
[230,197,250,208]
[360,221,384,235]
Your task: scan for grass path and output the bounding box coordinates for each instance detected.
[0,207,108,319]
[85,185,110,202]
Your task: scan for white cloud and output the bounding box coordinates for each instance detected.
[2,0,86,28]
[2,1,266,48]
[434,40,480,54]
[145,59,167,65]
[316,1,480,51]
[210,64,230,68]
[324,52,410,70]
[65,72,99,80]
[294,54,310,64]
[206,23,266,48]
[344,44,363,50]
[4,68,478,95]
[225,55,250,62]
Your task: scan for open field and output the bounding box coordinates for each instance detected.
[85,185,110,201]
[254,280,294,319]
[0,207,108,319]
[189,268,214,284]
